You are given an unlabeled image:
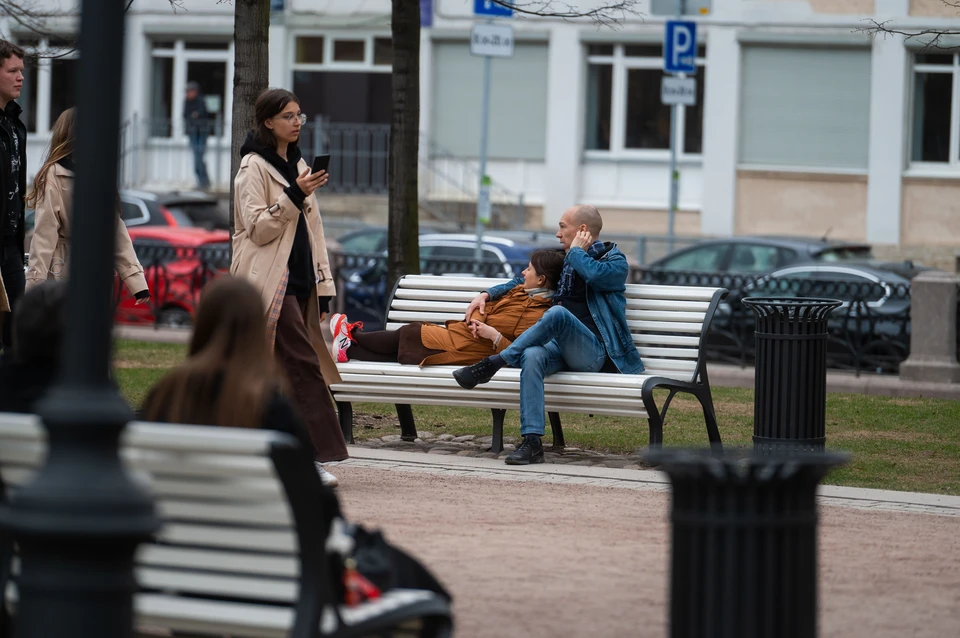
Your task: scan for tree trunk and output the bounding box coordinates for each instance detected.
[229,0,271,236]
[387,0,421,291]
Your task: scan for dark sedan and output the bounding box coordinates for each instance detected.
[644,236,874,275]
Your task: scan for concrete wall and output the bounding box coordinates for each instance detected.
[734,170,868,240]
[901,178,960,245]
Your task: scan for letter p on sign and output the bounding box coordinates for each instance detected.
[664,20,697,74]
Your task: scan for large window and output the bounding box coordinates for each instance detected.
[911,52,958,165]
[150,39,232,138]
[585,43,706,157]
[431,40,548,160]
[291,34,393,125]
[13,37,77,135]
[739,45,871,170]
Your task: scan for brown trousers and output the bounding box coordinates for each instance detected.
[275,295,349,462]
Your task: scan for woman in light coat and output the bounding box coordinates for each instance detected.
[231,88,347,486]
[25,108,150,302]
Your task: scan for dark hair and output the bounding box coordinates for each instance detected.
[0,40,25,64]
[13,281,68,366]
[252,88,299,148]
[142,276,281,429]
[529,249,566,290]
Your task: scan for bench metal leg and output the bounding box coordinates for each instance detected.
[490,409,506,454]
[336,401,354,444]
[396,404,418,441]
[695,388,724,453]
[548,412,565,449]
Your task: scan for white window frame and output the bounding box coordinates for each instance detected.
[14,37,77,136]
[289,32,393,79]
[907,53,960,175]
[584,44,706,162]
[149,39,234,141]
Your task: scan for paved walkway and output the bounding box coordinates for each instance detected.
[330,447,960,638]
[114,325,960,399]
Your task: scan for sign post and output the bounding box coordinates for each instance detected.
[471,0,513,264]
[664,3,696,253]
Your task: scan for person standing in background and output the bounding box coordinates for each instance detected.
[184,81,212,190]
[0,40,27,358]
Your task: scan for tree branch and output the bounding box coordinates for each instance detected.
[490,0,643,28]
[859,18,960,51]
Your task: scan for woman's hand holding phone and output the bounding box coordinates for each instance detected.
[296,167,328,196]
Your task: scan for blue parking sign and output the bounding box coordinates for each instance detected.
[664,20,697,74]
[474,0,513,17]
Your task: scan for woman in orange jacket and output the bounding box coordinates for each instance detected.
[330,249,564,367]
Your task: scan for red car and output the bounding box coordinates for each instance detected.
[115,226,231,327]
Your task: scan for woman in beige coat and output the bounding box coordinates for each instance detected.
[231,88,347,486]
[25,108,150,302]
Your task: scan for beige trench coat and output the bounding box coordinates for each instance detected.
[231,152,341,385]
[25,163,149,295]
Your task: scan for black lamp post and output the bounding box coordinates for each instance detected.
[0,0,159,635]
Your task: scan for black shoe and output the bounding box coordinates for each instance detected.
[453,357,501,389]
[504,435,544,465]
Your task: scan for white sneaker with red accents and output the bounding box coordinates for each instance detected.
[330,313,351,363]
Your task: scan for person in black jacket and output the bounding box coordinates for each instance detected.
[0,280,65,413]
[184,81,212,190]
[0,41,28,357]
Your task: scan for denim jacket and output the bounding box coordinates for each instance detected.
[485,242,644,374]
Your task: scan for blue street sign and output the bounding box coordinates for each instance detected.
[664,20,697,74]
[421,0,433,27]
[474,0,513,17]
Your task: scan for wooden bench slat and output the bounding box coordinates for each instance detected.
[159,500,293,527]
[626,284,719,301]
[137,567,297,603]
[159,523,296,553]
[390,299,469,313]
[394,289,478,302]
[334,362,695,385]
[629,319,705,334]
[398,275,509,289]
[627,298,711,312]
[633,333,702,347]
[336,376,650,400]
[150,476,285,501]
[138,546,298,579]
[332,393,648,417]
[136,594,292,638]
[636,346,700,359]
[625,309,706,323]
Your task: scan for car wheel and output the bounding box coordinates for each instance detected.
[156,307,193,329]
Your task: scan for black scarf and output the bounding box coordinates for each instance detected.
[239,133,314,301]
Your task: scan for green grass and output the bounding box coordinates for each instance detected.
[113,339,960,495]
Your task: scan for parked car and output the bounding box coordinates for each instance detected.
[710,261,933,373]
[117,226,230,327]
[643,236,875,276]
[341,234,558,330]
[327,224,443,254]
[121,189,227,230]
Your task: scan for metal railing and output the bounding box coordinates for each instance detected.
[631,268,917,375]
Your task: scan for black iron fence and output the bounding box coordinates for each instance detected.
[116,241,230,327]
[118,243,955,376]
[631,268,917,375]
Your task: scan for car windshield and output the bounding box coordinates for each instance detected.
[816,246,873,261]
[165,203,223,230]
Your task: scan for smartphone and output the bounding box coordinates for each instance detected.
[312,154,331,174]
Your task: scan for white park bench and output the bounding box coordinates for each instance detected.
[331,275,728,453]
[0,414,453,637]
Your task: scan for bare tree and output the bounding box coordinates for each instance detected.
[860,1,960,49]
[384,0,642,291]
[223,0,270,236]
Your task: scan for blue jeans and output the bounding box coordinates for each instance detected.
[189,133,210,188]
[499,306,607,436]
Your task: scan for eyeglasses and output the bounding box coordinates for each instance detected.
[277,113,307,125]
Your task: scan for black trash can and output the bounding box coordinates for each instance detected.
[645,449,848,638]
[742,298,842,454]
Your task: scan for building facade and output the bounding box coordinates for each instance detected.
[3,0,960,260]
